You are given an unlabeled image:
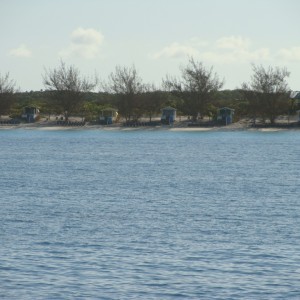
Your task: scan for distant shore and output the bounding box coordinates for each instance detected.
[0,119,299,132]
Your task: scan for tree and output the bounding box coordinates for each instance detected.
[163,57,224,121]
[102,65,145,121]
[242,64,290,124]
[0,73,17,117]
[140,84,166,122]
[82,101,103,122]
[43,61,97,121]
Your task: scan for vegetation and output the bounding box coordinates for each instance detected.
[101,65,145,121]
[242,64,291,124]
[1,59,299,125]
[163,57,224,121]
[140,85,168,122]
[0,73,18,117]
[43,61,98,121]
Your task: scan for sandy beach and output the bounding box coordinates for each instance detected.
[0,119,299,132]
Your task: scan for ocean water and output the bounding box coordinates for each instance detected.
[0,128,300,299]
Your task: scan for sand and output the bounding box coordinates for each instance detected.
[0,118,299,132]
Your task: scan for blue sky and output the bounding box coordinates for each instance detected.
[1,0,300,91]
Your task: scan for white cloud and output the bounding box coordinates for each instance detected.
[71,27,103,45]
[211,36,270,63]
[277,47,300,61]
[216,36,251,50]
[151,42,199,59]
[151,36,270,63]
[9,44,32,57]
[189,37,209,48]
[200,47,270,63]
[60,27,104,59]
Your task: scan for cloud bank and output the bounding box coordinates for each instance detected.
[60,27,104,59]
[278,47,300,62]
[9,44,32,58]
[151,42,199,59]
[151,35,300,64]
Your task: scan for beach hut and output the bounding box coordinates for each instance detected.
[99,108,118,125]
[217,107,235,125]
[290,91,300,103]
[290,91,300,122]
[296,110,300,122]
[161,107,176,124]
[21,106,40,122]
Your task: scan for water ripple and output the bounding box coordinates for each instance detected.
[0,130,300,299]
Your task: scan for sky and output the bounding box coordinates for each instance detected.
[1,0,300,92]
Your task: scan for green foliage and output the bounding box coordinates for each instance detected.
[43,61,97,120]
[0,72,17,116]
[163,57,224,120]
[241,65,290,124]
[1,63,295,125]
[102,65,145,121]
[139,90,168,121]
[82,101,106,121]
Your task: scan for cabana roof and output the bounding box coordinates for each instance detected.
[23,105,39,109]
[218,107,235,112]
[290,91,300,99]
[161,106,176,111]
[101,107,118,112]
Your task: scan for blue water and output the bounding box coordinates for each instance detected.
[0,129,300,299]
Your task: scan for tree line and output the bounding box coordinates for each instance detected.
[0,58,298,124]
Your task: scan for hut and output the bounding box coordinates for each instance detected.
[21,106,40,122]
[290,91,300,122]
[217,107,235,125]
[161,107,176,124]
[296,110,300,122]
[99,108,118,125]
[290,91,300,103]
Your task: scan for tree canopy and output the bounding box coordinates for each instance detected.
[242,64,290,124]
[1,60,297,125]
[43,61,97,120]
[163,57,224,120]
[0,72,18,116]
[102,65,145,121]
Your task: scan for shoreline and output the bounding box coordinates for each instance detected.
[0,121,299,132]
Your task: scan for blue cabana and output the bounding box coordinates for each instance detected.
[21,106,40,122]
[217,107,235,125]
[290,91,300,121]
[161,107,176,124]
[99,108,118,125]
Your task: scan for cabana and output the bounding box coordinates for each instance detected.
[21,106,40,122]
[217,107,235,125]
[290,91,300,122]
[296,110,300,122]
[290,91,300,104]
[161,107,176,124]
[99,108,118,125]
